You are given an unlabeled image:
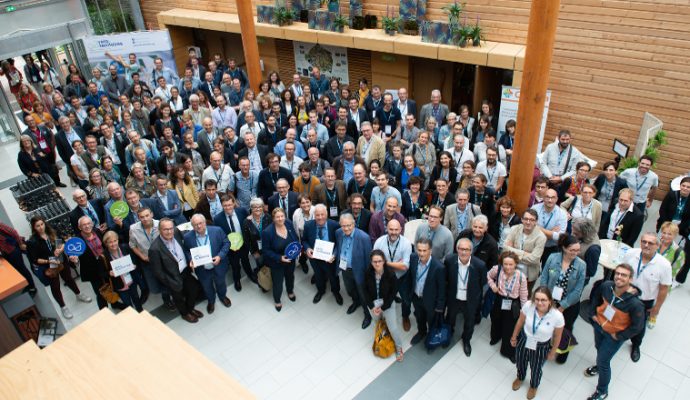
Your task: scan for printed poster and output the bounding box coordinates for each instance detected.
[497,85,551,151]
[293,41,349,84]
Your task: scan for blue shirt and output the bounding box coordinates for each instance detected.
[415,258,432,297]
[343,159,355,185]
[316,223,330,242]
[340,233,354,267]
[531,203,567,247]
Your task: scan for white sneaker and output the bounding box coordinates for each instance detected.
[61,306,73,319]
[76,293,92,303]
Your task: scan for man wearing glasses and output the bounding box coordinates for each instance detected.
[503,209,547,293]
[531,188,567,263]
[622,232,672,362]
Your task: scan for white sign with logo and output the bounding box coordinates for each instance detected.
[497,86,551,151]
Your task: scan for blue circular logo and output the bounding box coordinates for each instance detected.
[284,242,302,260]
[64,237,87,256]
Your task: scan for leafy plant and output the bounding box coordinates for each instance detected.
[443,2,465,27]
[452,25,471,47]
[470,23,483,45]
[382,16,401,33]
[403,17,419,33]
[617,129,667,172]
[334,15,349,32]
[273,7,294,26]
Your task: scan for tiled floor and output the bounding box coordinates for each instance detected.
[2,141,690,399]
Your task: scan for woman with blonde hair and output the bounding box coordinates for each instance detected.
[658,221,685,287]
[169,164,199,220]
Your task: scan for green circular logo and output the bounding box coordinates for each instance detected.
[110,201,130,219]
[228,232,244,251]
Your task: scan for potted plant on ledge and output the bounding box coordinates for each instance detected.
[382,16,400,36]
[470,17,482,46]
[402,17,419,35]
[274,7,294,26]
[452,25,471,48]
[334,14,349,33]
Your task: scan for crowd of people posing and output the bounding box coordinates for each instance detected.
[3,50,689,400]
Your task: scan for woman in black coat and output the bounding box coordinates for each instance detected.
[490,196,521,249]
[363,250,403,361]
[17,134,55,179]
[242,198,272,268]
[102,231,144,311]
[592,161,627,223]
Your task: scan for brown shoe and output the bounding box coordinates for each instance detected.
[527,387,537,399]
[222,297,232,308]
[403,317,411,332]
[191,309,204,318]
[207,303,215,314]
[182,313,198,323]
[512,379,522,391]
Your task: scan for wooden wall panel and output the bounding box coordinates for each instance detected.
[143,0,690,197]
[370,52,411,92]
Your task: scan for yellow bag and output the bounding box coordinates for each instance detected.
[372,319,395,358]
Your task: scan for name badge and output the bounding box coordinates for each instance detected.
[39,140,48,149]
[385,125,392,135]
[525,337,538,350]
[457,289,467,301]
[552,286,564,301]
[122,273,133,286]
[257,240,262,250]
[373,299,384,308]
[603,305,616,321]
[339,258,348,270]
[501,299,513,310]
[330,207,338,217]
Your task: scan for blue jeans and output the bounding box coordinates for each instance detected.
[593,323,624,394]
[195,262,229,304]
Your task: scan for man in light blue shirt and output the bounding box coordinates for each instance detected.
[531,188,567,261]
[151,58,179,88]
[301,111,329,143]
[211,96,237,131]
[370,172,402,213]
[619,155,658,212]
[274,128,307,159]
[229,157,260,210]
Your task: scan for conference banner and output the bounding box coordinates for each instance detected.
[294,41,349,84]
[82,30,176,85]
[497,86,552,152]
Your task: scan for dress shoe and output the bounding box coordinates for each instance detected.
[56,182,67,188]
[249,275,259,284]
[347,303,358,314]
[191,309,204,318]
[463,341,472,357]
[207,303,215,314]
[394,295,402,303]
[630,345,641,362]
[275,304,282,312]
[164,300,177,311]
[301,264,309,273]
[402,317,411,332]
[112,302,127,310]
[512,378,522,391]
[288,293,296,302]
[527,387,537,399]
[361,317,372,329]
[334,293,343,305]
[221,297,232,307]
[310,276,316,284]
[584,365,599,377]
[139,290,149,305]
[182,313,198,323]
[313,292,323,304]
[234,281,242,292]
[410,332,426,345]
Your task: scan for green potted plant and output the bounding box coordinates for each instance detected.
[382,16,400,36]
[334,14,348,33]
[365,15,378,29]
[402,17,419,35]
[273,7,294,26]
[452,25,471,48]
[443,2,465,28]
[470,24,482,46]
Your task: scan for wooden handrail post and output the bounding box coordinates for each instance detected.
[236,0,263,92]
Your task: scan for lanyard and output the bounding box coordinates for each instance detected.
[635,172,648,191]
[427,228,437,242]
[213,164,225,183]
[142,226,155,243]
[410,193,420,213]
[474,192,485,204]
[45,239,53,253]
[196,235,209,247]
[387,238,400,261]
[417,262,430,283]
[540,209,555,228]
[504,271,518,293]
[457,207,467,231]
[636,255,654,276]
[578,200,593,218]
[252,216,263,233]
[326,188,337,206]
[614,208,627,227]
[486,165,497,185]
[676,194,687,217]
[532,308,546,334]
[458,264,470,286]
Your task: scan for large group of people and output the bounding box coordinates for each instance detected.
[2,49,688,400]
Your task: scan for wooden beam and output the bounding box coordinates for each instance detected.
[235,0,262,92]
[508,0,561,213]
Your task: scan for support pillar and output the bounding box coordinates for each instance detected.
[507,0,561,213]
[236,0,263,92]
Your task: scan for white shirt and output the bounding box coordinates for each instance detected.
[624,248,672,301]
[280,156,303,178]
[202,163,234,193]
[521,301,565,342]
[456,258,471,300]
[606,203,633,239]
[476,160,507,189]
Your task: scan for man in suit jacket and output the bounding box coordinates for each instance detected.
[343,193,372,233]
[55,117,85,179]
[100,124,129,176]
[418,89,449,128]
[183,214,231,314]
[444,189,483,240]
[325,121,355,164]
[303,205,343,304]
[238,132,270,172]
[456,215,499,274]
[332,142,365,184]
[394,88,417,121]
[409,238,446,346]
[104,65,130,105]
[259,156,294,202]
[312,168,347,221]
[197,118,220,165]
[335,213,373,329]
[148,219,202,323]
[329,107,359,140]
[348,98,369,135]
[213,194,256,291]
[445,238,486,356]
[356,122,386,166]
[601,188,643,247]
[268,179,299,221]
[69,189,106,232]
[153,175,186,224]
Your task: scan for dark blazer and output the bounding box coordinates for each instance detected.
[600,206,644,247]
[394,99,417,119]
[363,266,398,310]
[457,229,499,272]
[238,144,270,169]
[258,167,294,202]
[195,192,218,224]
[328,119,358,141]
[196,129,218,165]
[55,127,85,165]
[401,191,428,221]
[468,186,496,224]
[384,157,404,187]
[335,227,372,285]
[428,166,458,193]
[363,96,383,121]
[312,181,348,215]
[154,190,186,225]
[346,178,376,210]
[183,225,230,265]
[242,214,271,254]
[332,155,365,181]
[302,219,339,268]
[69,199,106,232]
[24,126,56,152]
[104,75,129,104]
[349,109,368,135]
[75,230,107,283]
[100,134,128,172]
[343,208,372,232]
[489,214,521,242]
[116,200,162,241]
[258,127,285,149]
[103,245,136,291]
[213,208,249,236]
[148,229,190,292]
[267,191,299,221]
[593,174,628,213]
[430,193,455,209]
[408,254,446,315]
[260,220,300,268]
[17,150,52,177]
[657,190,690,234]
[444,255,486,312]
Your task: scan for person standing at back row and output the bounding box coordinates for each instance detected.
[539,130,587,189]
[619,155,658,213]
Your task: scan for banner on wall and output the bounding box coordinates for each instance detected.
[82,30,177,85]
[293,42,349,84]
[497,85,552,152]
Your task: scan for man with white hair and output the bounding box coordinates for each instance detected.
[302,204,343,304]
[197,117,219,165]
[356,121,386,166]
[418,89,449,129]
[69,189,106,232]
[202,151,234,194]
[456,215,499,276]
[239,111,264,139]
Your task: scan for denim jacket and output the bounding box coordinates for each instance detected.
[539,252,586,309]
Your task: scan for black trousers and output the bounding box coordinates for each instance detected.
[342,268,369,319]
[270,263,295,303]
[445,298,477,342]
[229,246,254,284]
[630,299,654,347]
[312,259,340,295]
[555,301,580,363]
[170,270,200,316]
[89,279,108,310]
[490,296,519,359]
[412,294,432,334]
[676,240,690,283]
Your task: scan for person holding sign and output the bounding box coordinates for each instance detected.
[302,205,342,305]
[538,235,586,364]
[183,214,231,314]
[213,194,256,292]
[102,231,143,312]
[584,264,645,400]
[261,208,300,312]
[509,287,564,400]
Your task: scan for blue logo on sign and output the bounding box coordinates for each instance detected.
[64,237,87,256]
[285,242,302,260]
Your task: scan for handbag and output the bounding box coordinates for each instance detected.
[372,319,395,358]
[45,263,65,279]
[481,263,502,318]
[425,312,451,350]
[99,279,121,304]
[257,266,272,291]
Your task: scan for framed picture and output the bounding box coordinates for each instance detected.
[612,139,629,159]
